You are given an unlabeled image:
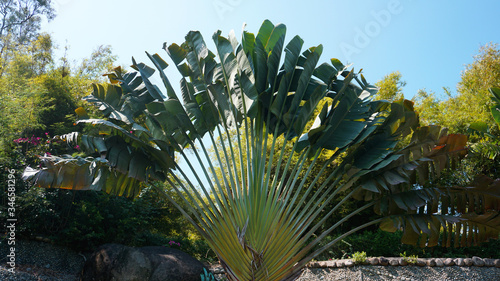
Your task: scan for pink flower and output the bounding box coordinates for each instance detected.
[168,240,180,247]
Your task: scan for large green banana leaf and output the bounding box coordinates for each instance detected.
[22,20,498,281]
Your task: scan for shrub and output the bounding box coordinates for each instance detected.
[400,251,418,264]
[314,230,500,260]
[352,251,367,264]
[0,184,196,253]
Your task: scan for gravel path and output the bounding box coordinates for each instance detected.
[297,266,500,281]
[0,239,85,281]
[0,265,78,281]
[3,264,500,281]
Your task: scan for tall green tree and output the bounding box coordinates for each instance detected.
[413,43,500,133]
[374,71,406,102]
[412,89,442,126]
[0,0,55,76]
[411,43,500,182]
[76,45,117,82]
[0,28,194,254]
[23,21,499,281]
[0,33,54,161]
[451,43,500,133]
[0,31,118,168]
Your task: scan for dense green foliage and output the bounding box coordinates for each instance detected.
[350,43,500,259]
[410,44,500,182]
[12,186,189,249]
[373,44,500,182]
[414,43,500,134]
[374,71,406,102]
[316,229,500,260]
[0,3,200,259]
[0,0,55,76]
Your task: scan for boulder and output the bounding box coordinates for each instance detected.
[379,257,389,266]
[454,258,465,266]
[367,257,379,265]
[472,256,485,267]
[416,259,426,267]
[426,258,436,267]
[326,260,337,267]
[484,258,495,267]
[81,244,207,281]
[317,261,329,268]
[307,261,320,268]
[443,258,455,266]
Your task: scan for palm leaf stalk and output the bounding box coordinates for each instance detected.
[22,20,499,281]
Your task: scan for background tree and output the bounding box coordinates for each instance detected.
[76,45,117,82]
[413,43,500,134]
[374,71,406,102]
[0,0,55,76]
[412,89,444,127]
[0,21,199,257]
[0,34,118,163]
[410,43,500,184]
[453,43,500,132]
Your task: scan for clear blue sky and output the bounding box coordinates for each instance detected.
[42,0,500,99]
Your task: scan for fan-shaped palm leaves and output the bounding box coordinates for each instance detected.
[23,20,499,280]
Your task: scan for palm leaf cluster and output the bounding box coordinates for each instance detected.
[23,20,500,280]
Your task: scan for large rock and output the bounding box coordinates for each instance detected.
[484,258,495,267]
[472,256,485,267]
[426,258,436,267]
[416,259,426,267]
[443,258,455,266]
[81,244,207,281]
[379,257,389,266]
[454,258,465,266]
[367,257,379,265]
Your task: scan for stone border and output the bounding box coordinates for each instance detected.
[210,256,500,275]
[306,256,500,268]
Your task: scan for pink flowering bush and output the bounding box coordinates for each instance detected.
[11,132,73,168]
[13,135,43,146]
[168,240,181,247]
